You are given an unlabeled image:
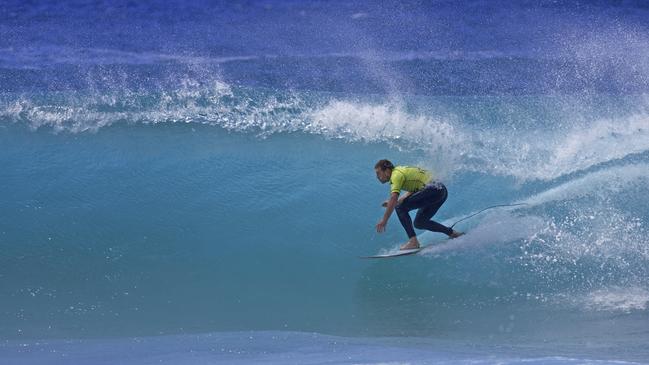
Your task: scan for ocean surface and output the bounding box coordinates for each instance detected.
[1,1,649,364]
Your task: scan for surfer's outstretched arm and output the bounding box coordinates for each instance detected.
[376,192,399,232]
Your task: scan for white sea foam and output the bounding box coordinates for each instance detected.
[582,287,649,312]
[538,115,649,180]
[521,206,649,269]
[419,213,546,257]
[0,79,303,134]
[560,25,649,88]
[308,100,459,146]
[350,12,369,20]
[560,287,649,313]
[482,165,649,294]
[418,163,649,286]
[308,98,649,182]
[498,163,649,262]
[0,46,260,67]
[0,46,538,69]
[309,100,466,179]
[521,163,649,207]
[3,74,649,183]
[454,112,649,181]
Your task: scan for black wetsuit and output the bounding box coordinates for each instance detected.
[394,182,453,238]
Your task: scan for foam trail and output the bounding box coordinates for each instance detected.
[539,115,649,180]
[432,164,649,231]
[416,164,649,259]
[420,213,546,256]
[452,112,649,181]
[579,287,649,313]
[521,163,649,207]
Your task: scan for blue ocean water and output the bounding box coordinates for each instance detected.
[2,1,649,364]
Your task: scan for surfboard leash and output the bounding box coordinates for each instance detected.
[449,203,528,229]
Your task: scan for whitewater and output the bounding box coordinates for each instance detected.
[1,1,649,364]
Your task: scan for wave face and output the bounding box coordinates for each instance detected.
[2,1,649,363]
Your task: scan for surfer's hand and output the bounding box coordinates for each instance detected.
[381,200,388,207]
[376,219,387,233]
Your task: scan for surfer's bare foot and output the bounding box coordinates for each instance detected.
[448,230,464,239]
[400,238,420,250]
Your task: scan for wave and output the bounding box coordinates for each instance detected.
[2,1,649,354]
[0,46,554,69]
[2,87,649,344]
[3,79,649,183]
[2,330,643,365]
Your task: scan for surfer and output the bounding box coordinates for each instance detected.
[374,159,463,250]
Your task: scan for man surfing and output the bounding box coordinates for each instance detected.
[374,159,463,250]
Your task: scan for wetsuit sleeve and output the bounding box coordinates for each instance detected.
[390,172,404,194]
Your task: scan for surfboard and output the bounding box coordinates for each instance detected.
[359,244,433,259]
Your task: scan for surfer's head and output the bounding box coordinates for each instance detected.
[374,159,394,183]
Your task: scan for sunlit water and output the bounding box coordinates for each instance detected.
[1,1,649,363]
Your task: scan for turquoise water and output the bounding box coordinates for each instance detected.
[2,1,649,363]
[2,90,649,363]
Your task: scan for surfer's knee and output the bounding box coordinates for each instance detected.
[413,217,426,229]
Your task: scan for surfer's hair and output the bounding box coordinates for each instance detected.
[374,159,394,171]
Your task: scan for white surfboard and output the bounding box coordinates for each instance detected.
[359,244,433,259]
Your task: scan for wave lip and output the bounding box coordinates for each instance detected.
[4,79,649,185]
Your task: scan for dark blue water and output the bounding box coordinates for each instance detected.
[2,1,649,364]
